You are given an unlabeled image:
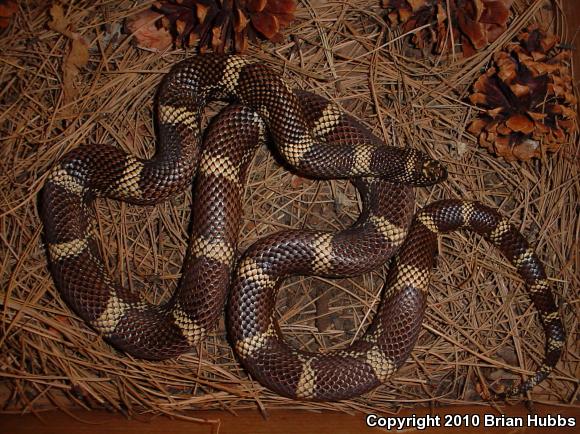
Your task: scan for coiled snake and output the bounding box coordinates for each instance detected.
[41,54,565,401]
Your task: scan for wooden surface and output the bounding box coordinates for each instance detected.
[1,405,578,434]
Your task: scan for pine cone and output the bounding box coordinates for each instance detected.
[151,0,297,53]
[382,0,513,56]
[468,25,577,161]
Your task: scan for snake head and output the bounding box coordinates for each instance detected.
[385,148,447,187]
[419,158,448,186]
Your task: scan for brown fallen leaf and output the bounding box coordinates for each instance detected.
[48,2,89,106]
[48,2,71,36]
[125,9,173,51]
[63,35,89,103]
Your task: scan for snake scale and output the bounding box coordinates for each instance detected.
[41,54,565,401]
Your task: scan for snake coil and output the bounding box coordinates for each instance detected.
[41,54,565,401]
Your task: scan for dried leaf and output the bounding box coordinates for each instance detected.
[125,9,173,51]
[62,36,89,103]
[48,2,70,36]
[48,2,89,106]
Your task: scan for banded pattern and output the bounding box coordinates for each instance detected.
[414,201,566,397]
[41,54,565,401]
[41,55,439,359]
[229,199,565,400]
[42,104,265,358]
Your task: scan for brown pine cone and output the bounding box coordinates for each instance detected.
[382,0,513,56]
[152,0,297,53]
[468,25,577,161]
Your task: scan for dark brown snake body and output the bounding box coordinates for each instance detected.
[41,54,565,401]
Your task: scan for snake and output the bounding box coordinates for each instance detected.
[41,54,565,402]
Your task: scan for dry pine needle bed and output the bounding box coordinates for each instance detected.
[0,0,578,417]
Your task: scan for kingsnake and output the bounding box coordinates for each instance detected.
[41,54,565,401]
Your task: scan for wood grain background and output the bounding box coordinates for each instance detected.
[1,405,579,434]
